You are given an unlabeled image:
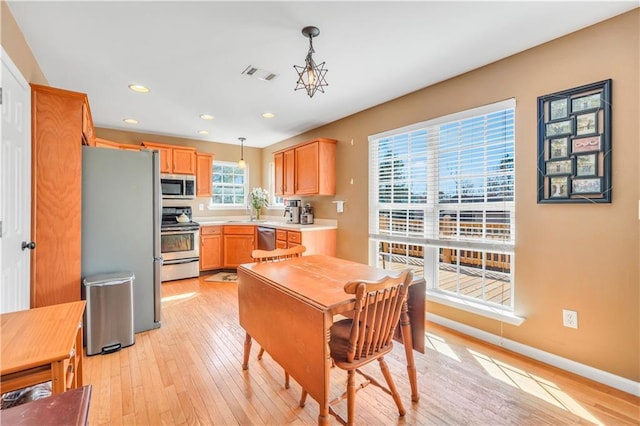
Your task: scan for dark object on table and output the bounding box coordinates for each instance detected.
[1,382,51,409]
[1,385,92,425]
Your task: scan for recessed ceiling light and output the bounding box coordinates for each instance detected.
[123,118,139,124]
[128,84,150,93]
[200,114,215,120]
[198,130,209,135]
[262,112,276,119]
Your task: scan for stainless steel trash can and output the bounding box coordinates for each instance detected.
[83,272,135,356]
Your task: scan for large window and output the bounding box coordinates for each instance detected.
[369,99,515,311]
[211,161,248,207]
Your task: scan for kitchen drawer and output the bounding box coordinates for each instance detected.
[287,231,302,244]
[224,225,254,235]
[276,229,287,241]
[201,226,221,235]
[276,240,288,249]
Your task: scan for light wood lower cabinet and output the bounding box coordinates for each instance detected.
[275,228,336,256]
[200,226,222,271]
[204,224,336,271]
[222,226,255,268]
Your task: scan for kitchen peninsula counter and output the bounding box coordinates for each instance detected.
[193,217,337,231]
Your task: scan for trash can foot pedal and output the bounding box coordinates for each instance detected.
[101,343,122,355]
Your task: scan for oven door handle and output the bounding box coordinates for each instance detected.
[161,229,199,235]
[163,258,199,265]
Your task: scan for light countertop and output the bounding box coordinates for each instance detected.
[192,216,337,231]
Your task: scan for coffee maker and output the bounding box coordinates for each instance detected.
[301,203,314,225]
[285,200,301,224]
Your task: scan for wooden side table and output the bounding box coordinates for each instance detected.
[1,301,86,394]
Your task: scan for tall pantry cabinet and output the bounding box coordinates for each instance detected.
[30,84,91,307]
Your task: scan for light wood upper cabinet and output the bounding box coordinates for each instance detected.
[81,99,95,146]
[274,152,284,195]
[172,147,197,174]
[30,84,85,307]
[283,149,295,196]
[141,141,196,175]
[274,150,295,196]
[196,153,213,197]
[274,138,336,196]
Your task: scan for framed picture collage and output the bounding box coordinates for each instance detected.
[537,79,612,203]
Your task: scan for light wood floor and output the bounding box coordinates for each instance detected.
[83,275,639,425]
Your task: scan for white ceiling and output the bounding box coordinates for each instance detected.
[8,1,637,148]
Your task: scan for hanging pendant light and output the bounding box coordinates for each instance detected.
[238,137,246,169]
[294,26,328,98]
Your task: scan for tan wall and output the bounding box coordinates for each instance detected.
[262,10,640,382]
[1,1,47,84]
[95,128,263,217]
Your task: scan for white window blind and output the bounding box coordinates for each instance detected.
[369,99,516,310]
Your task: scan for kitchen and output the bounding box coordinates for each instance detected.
[1,1,639,425]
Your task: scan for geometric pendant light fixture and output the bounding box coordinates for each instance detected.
[294,26,328,98]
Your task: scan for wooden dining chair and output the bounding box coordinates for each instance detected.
[250,245,306,389]
[251,245,306,263]
[299,269,414,426]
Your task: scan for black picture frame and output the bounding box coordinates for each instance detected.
[549,97,569,120]
[572,177,603,195]
[575,153,598,177]
[571,135,602,154]
[545,158,573,176]
[549,137,569,159]
[537,79,611,203]
[545,118,574,138]
[575,111,598,136]
[549,176,569,199]
[571,93,602,113]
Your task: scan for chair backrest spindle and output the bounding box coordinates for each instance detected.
[343,270,413,362]
[251,245,306,263]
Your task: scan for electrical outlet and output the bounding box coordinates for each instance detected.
[198,203,204,211]
[563,309,578,329]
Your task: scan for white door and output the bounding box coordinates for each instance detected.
[1,48,32,313]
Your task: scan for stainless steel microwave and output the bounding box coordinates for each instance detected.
[160,174,196,199]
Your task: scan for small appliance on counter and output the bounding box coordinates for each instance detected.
[285,200,301,224]
[301,203,314,225]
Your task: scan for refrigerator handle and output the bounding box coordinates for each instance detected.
[152,150,162,325]
[153,257,162,324]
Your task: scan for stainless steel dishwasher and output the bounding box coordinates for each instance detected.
[257,227,276,250]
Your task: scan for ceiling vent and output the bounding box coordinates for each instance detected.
[242,65,278,81]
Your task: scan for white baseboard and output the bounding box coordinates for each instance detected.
[428,313,640,397]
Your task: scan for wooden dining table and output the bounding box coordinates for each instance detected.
[237,255,424,425]
[1,300,86,395]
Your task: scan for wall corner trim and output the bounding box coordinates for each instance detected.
[428,313,640,397]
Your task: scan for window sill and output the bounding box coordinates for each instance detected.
[426,290,525,326]
[207,205,248,211]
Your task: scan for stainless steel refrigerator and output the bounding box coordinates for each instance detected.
[82,146,162,333]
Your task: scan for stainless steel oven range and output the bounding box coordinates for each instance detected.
[160,206,200,281]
